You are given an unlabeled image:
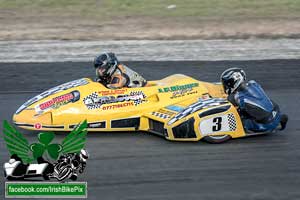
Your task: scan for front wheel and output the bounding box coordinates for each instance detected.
[202,135,231,144]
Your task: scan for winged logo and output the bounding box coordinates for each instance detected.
[2,120,88,164]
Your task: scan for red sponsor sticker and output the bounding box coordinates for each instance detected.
[98,89,127,96]
[39,93,74,110]
[34,123,42,129]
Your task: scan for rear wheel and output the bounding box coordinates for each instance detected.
[202,135,231,144]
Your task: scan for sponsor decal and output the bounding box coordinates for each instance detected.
[98,89,127,96]
[102,102,134,110]
[170,88,198,99]
[2,120,89,186]
[35,90,80,114]
[158,83,199,93]
[34,123,42,129]
[16,79,88,114]
[83,91,147,110]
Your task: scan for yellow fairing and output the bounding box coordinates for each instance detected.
[164,103,246,141]
[13,74,246,142]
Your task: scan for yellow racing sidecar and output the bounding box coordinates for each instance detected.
[13,74,247,143]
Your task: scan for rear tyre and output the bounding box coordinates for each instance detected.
[203,135,231,144]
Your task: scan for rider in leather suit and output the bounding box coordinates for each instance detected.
[94,52,147,89]
[221,68,288,133]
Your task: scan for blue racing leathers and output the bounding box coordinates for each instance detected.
[227,80,281,132]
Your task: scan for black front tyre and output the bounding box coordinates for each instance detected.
[202,135,231,144]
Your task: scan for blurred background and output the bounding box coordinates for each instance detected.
[1,0,299,40]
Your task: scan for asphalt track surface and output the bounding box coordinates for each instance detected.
[0,60,300,200]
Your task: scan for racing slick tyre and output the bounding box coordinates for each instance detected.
[202,135,231,144]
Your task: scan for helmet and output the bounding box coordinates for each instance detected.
[79,149,89,163]
[221,68,246,95]
[94,52,119,80]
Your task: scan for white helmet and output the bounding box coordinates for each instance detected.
[221,68,246,95]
